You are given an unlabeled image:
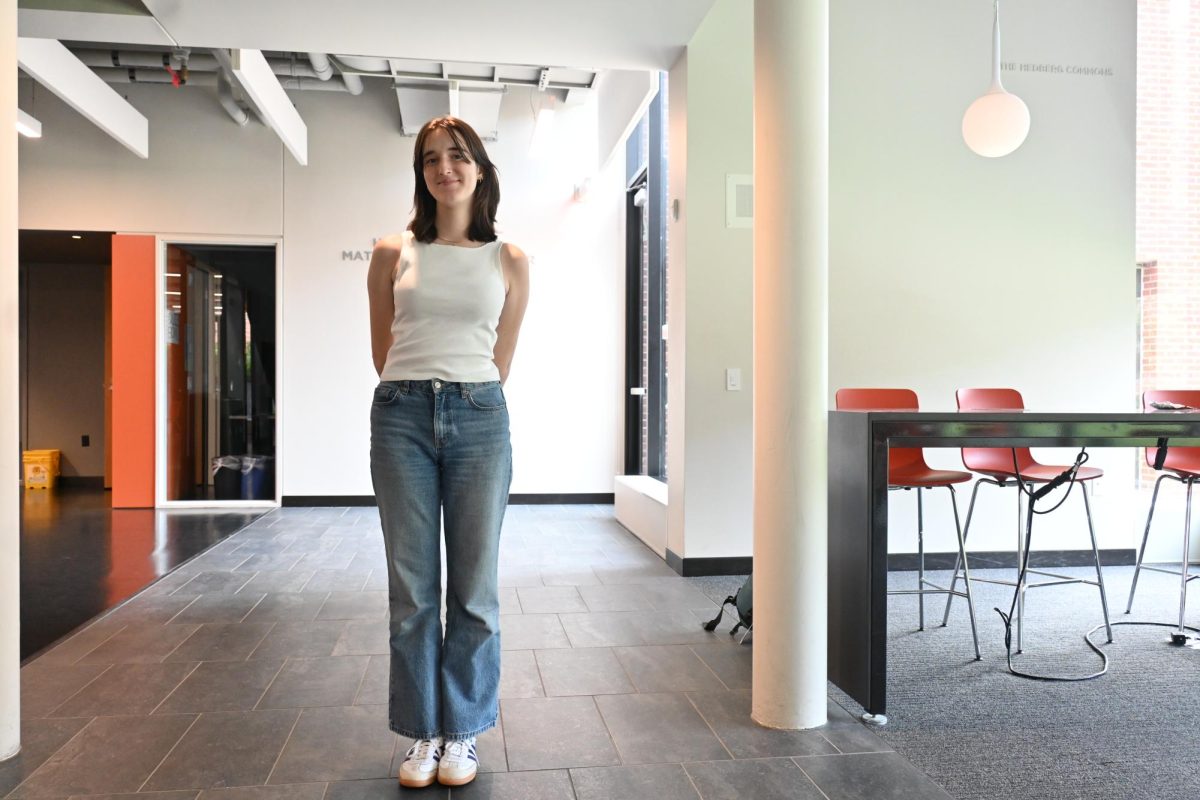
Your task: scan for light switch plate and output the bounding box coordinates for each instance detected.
[726,368,742,391]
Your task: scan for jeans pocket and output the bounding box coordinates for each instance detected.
[373,383,401,406]
[466,384,506,411]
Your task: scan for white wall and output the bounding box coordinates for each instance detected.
[668,0,756,561]
[18,77,626,497]
[830,0,1138,554]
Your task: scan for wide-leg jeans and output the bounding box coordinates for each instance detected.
[370,378,512,740]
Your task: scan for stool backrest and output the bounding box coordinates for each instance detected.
[956,387,1038,475]
[835,388,925,473]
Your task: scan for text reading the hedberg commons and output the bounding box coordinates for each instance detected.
[342,239,382,262]
[1002,62,1115,77]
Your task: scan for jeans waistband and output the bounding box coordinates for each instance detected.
[381,379,500,396]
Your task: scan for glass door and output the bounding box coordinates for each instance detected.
[163,243,276,502]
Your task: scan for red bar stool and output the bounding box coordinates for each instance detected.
[1126,390,1200,635]
[944,387,1113,652]
[835,388,981,659]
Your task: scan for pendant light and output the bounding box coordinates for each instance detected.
[962,0,1030,158]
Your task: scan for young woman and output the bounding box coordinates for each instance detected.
[366,116,529,788]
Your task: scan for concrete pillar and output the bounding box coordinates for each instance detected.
[1,0,22,761]
[751,0,829,730]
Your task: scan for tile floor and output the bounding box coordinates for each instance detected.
[4,505,952,799]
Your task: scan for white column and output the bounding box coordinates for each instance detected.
[1,0,21,761]
[751,0,829,730]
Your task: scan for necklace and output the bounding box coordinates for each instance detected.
[435,236,473,247]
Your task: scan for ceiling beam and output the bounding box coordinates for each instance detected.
[229,48,308,166]
[17,37,149,158]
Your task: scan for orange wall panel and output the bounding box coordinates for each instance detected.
[111,235,156,508]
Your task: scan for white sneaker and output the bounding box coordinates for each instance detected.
[438,737,478,786]
[398,737,442,788]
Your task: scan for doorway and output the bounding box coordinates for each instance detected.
[160,242,278,504]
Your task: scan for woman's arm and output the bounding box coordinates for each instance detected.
[367,236,401,377]
[494,243,530,385]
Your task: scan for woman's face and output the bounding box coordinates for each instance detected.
[421,127,482,208]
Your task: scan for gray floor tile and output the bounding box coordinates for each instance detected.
[268,705,396,783]
[236,571,316,595]
[499,650,544,699]
[77,623,201,664]
[535,648,635,696]
[242,593,329,624]
[9,714,196,798]
[232,553,305,572]
[165,623,275,662]
[595,693,730,765]
[248,621,348,660]
[614,645,726,693]
[317,592,388,621]
[302,570,369,593]
[570,763,701,800]
[516,586,589,614]
[49,662,198,717]
[172,572,254,597]
[31,620,126,665]
[558,611,644,647]
[325,778,447,799]
[540,568,602,586]
[684,758,826,800]
[0,717,91,798]
[354,656,389,705]
[817,700,892,755]
[497,566,545,588]
[500,614,570,650]
[155,660,286,715]
[476,720,508,773]
[636,611,729,646]
[105,596,201,627]
[796,751,954,799]
[499,587,522,615]
[67,792,200,800]
[639,581,721,611]
[578,584,651,612]
[257,656,370,709]
[142,709,300,791]
[170,594,267,625]
[19,662,109,718]
[500,696,619,770]
[449,769,575,799]
[687,691,838,759]
[332,620,389,656]
[195,785,327,800]
[688,644,751,692]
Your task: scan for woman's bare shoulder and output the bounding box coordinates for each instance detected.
[374,232,413,255]
[499,241,528,267]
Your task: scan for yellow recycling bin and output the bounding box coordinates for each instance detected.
[22,449,61,490]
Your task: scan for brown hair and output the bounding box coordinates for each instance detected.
[408,116,500,244]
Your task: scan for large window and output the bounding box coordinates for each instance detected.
[624,75,668,479]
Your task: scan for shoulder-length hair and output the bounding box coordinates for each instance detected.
[408,116,500,244]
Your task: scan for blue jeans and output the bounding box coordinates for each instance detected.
[370,379,512,740]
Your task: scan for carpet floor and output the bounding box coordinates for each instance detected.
[688,564,1200,800]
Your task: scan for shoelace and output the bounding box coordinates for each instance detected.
[442,739,475,764]
[406,739,441,763]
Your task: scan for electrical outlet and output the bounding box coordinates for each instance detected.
[81,434,90,447]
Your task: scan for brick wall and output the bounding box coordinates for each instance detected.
[1137,0,1200,484]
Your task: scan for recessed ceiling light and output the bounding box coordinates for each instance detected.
[71,235,82,240]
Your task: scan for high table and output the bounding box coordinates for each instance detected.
[827,409,1200,721]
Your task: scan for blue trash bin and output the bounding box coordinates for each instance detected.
[240,456,268,500]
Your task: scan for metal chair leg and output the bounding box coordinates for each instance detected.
[1178,480,1194,636]
[942,478,984,626]
[1126,474,1167,614]
[1081,483,1113,643]
[917,488,925,631]
[1016,483,1027,653]
[947,485,981,659]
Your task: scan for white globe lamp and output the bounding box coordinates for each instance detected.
[962,0,1030,158]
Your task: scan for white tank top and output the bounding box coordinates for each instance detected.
[380,235,506,383]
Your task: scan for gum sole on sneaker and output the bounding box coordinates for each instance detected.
[438,772,477,787]
[399,773,438,789]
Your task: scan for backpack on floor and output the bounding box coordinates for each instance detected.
[702,574,753,637]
